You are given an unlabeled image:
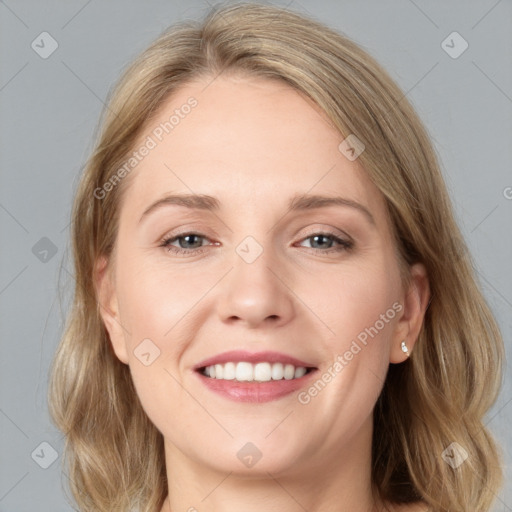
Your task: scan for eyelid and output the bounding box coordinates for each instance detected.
[159,223,351,244]
[297,224,351,241]
[160,225,354,257]
[159,225,216,242]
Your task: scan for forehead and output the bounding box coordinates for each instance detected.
[120,75,388,224]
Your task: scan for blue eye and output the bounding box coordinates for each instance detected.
[297,232,353,252]
[161,233,210,256]
[160,231,353,256]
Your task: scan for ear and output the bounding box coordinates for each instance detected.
[94,255,129,365]
[390,262,430,363]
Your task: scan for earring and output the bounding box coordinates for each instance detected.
[401,340,410,357]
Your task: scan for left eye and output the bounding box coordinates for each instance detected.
[161,233,212,256]
[160,231,353,256]
[297,232,353,252]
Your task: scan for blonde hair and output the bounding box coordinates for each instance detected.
[48,2,505,511]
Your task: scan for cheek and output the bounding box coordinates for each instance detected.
[113,259,194,424]
[304,266,398,423]
[116,255,200,339]
[312,264,398,348]
[117,274,166,340]
[115,255,215,382]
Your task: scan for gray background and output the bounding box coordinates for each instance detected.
[0,0,511,510]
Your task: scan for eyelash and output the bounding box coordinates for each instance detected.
[159,231,354,256]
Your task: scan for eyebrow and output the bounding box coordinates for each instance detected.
[139,192,375,226]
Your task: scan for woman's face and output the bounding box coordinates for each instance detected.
[97,74,428,479]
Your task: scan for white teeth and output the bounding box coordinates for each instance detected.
[202,361,310,382]
[254,362,272,381]
[214,364,223,379]
[271,362,284,380]
[223,362,236,380]
[283,364,295,380]
[294,366,307,378]
[235,362,253,381]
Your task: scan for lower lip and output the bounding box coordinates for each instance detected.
[195,370,317,403]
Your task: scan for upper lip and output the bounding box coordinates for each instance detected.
[194,350,317,370]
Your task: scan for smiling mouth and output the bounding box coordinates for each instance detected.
[197,361,317,382]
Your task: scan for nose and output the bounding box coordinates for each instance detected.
[215,241,295,329]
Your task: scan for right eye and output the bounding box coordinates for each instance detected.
[160,232,213,256]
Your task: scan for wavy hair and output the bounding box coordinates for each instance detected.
[48,2,505,511]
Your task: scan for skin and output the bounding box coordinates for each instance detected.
[96,74,430,512]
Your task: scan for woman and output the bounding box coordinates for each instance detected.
[48,2,505,511]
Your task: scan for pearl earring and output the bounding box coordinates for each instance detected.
[401,340,410,357]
